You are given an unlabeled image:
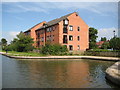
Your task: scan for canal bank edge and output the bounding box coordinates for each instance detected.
[0,52,120,61]
[105,62,120,86]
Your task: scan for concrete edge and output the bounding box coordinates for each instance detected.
[105,62,120,86]
[0,52,120,61]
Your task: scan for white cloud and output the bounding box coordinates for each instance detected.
[2,31,19,44]
[3,3,49,13]
[97,27,118,41]
[3,2,117,16]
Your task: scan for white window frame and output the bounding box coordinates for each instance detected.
[77,45,80,50]
[69,25,73,31]
[69,35,73,41]
[64,19,68,25]
[47,28,49,32]
[78,26,80,31]
[69,45,73,51]
[78,36,80,41]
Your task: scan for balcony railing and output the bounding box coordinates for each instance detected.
[63,28,68,33]
[63,35,68,44]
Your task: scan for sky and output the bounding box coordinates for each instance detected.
[1,1,118,43]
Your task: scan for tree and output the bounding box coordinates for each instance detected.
[89,27,98,49]
[101,42,110,49]
[1,38,7,50]
[101,37,107,41]
[1,38,7,46]
[109,37,120,50]
[8,32,34,52]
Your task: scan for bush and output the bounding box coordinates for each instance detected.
[109,37,120,50]
[7,32,34,52]
[41,44,68,55]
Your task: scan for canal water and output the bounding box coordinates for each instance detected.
[2,55,119,88]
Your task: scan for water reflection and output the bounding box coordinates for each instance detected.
[2,55,119,88]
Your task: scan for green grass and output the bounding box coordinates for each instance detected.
[1,51,83,57]
[4,51,46,57]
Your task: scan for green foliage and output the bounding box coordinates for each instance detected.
[101,42,110,49]
[1,38,7,46]
[88,49,110,52]
[101,37,107,41]
[109,37,120,50]
[89,27,98,49]
[87,49,120,52]
[89,42,98,49]
[41,44,68,55]
[84,49,120,57]
[8,32,34,52]
[4,51,45,56]
[1,38,7,50]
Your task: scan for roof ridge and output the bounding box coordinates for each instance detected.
[36,12,76,30]
[24,21,46,32]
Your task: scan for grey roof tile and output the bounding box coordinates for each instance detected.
[37,12,75,30]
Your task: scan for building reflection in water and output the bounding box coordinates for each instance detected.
[16,59,92,88]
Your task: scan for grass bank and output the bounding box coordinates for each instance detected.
[2,51,46,57]
[1,50,83,57]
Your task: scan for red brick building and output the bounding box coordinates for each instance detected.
[96,40,109,48]
[24,12,89,51]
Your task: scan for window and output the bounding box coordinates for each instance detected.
[53,26,56,31]
[43,23,47,28]
[49,27,52,32]
[37,32,40,38]
[69,25,73,31]
[26,32,30,35]
[50,35,52,41]
[69,45,73,51]
[53,35,54,41]
[63,25,67,33]
[47,28,49,32]
[77,45,80,50]
[63,35,67,43]
[64,19,68,25]
[47,36,49,41]
[77,36,80,41]
[41,37,44,42]
[69,35,73,41]
[78,27,80,31]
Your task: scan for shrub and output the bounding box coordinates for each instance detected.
[41,44,68,55]
[7,32,34,52]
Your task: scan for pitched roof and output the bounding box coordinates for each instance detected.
[96,41,105,46]
[24,21,46,33]
[96,40,109,46]
[37,12,76,30]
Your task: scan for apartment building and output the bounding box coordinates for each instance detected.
[24,21,46,47]
[24,12,89,51]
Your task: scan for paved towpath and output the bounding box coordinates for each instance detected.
[0,52,120,61]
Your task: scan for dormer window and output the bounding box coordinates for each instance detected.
[43,23,47,28]
[63,19,68,25]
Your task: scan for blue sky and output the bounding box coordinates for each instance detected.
[2,2,118,43]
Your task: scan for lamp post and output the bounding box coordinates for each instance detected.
[113,30,115,37]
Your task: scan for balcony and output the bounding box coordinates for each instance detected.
[63,28,68,33]
[63,19,69,25]
[63,25,68,33]
[63,35,68,44]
